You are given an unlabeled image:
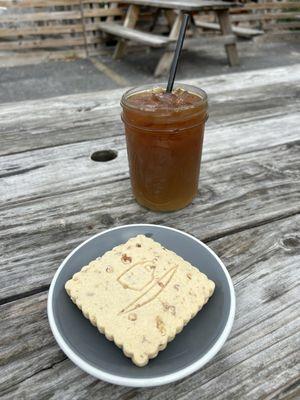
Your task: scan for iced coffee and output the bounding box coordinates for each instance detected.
[121,84,208,212]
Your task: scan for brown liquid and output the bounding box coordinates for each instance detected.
[122,87,208,211]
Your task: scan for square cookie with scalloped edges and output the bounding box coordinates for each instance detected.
[65,234,215,366]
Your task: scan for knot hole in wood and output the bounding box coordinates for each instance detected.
[91,150,118,162]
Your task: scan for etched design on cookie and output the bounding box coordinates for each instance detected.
[117,260,156,291]
[119,266,177,315]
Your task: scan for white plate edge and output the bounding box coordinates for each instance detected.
[47,223,236,387]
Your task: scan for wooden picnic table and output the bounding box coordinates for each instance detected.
[99,0,239,76]
[1,64,300,399]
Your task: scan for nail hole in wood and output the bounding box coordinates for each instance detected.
[91,150,118,162]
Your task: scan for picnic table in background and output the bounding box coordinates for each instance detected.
[1,64,300,399]
[99,0,240,76]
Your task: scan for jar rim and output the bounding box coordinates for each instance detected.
[121,83,207,113]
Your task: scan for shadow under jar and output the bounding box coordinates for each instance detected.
[121,84,208,212]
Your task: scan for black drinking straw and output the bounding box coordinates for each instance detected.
[166,13,190,93]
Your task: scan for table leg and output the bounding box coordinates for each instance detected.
[164,9,176,30]
[113,4,140,60]
[154,11,183,77]
[216,9,239,66]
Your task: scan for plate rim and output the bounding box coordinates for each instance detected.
[47,223,236,387]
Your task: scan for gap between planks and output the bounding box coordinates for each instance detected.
[1,141,298,301]
[0,209,299,307]
[0,64,299,157]
[0,214,299,398]
[1,134,299,207]
[0,285,50,306]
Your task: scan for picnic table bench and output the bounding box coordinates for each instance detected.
[99,0,239,76]
[1,64,300,399]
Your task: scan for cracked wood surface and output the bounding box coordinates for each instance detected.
[1,141,300,302]
[0,64,299,399]
[1,64,299,156]
[1,216,299,399]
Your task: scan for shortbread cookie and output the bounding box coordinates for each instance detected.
[65,234,215,366]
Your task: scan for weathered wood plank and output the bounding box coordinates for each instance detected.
[231,2,300,11]
[0,7,123,22]
[0,10,83,23]
[0,21,127,38]
[1,108,299,205]
[98,21,170,47]
[264,21,300,31]
[82,7,123,18]
[0,24,83,38]
[168,34,237,49]
[217,8,239,66]
[115,0,233,11]
[0,36,102,51]
[231,12,300,22]
[113,4,140,60]
[0,214,299,398]
[0,0,116,7]
[0,64,299,156]
[0,61,299,400]
[1,141,299,301]
[195,21,263,37]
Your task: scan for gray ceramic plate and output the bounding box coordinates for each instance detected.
[48,224,235,387]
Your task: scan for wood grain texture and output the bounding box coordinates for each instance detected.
[195,21,263,37]
[1,141,300,301]
[231,2,300,11]
[98,21,170,47]
[0,21,128,38]
[0,0,116,6]
[0,65,300,301]
[1,64,299,398]
[113,4,140,59]
[116,0,232,11]
[231,12,300,23]
[1,101,299,204]
[0,0,124,58]
[1,64,299,156]
[3,7,124,21]
[217,9,239,66]
[264,21,300,31]
[0,24,84,38]
[1,214,299,399]
[168,34,237,49]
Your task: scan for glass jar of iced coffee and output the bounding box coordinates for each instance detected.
[121,84,208,212]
